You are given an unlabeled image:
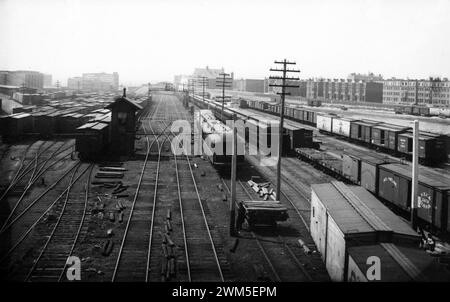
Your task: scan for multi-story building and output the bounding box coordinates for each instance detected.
[81,72,119,92]
[233,79,266,93]
[305,78,383,103]
[67,77,83,90]
[192,66,231,89]
[382,78,450,106]
[43,74,52,87]
[173,75,191,90]
[0,70,44,89]
[347,72,383,82]
[266,78,306,97]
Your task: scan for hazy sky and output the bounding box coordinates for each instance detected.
[1,0,449,85]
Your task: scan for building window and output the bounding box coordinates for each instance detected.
[118,112,128,125]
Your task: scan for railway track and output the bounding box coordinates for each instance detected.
[0,161,88,279]
[24,164,94,282]
[220,177,312,282]
[163,114,229,282]
[112,96,170,282]
[0,143,75,233]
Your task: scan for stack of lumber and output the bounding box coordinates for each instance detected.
[247,180,277,201]
[95,166,124,179]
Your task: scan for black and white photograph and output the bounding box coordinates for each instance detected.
[1,0,450,292]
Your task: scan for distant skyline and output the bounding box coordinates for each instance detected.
[1,0,449,86]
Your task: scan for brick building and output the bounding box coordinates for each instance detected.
[305,78,383,103]
[382,78,450,106]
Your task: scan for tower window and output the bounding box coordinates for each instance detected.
[118,112,128,124]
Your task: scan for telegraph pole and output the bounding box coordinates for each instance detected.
[197,76,209,109]
[216,73,232,121]
[230,113,238,237]
[411,120,419,230]
[269,59,300,201]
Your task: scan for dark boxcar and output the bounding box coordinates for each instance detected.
[341,149,396,193]
[350,119,382,144]
[32,110,57,137]
[412,106,421,115]
[371,123,410,151]
[419,107,430,116]
[239,99,248,108]
[283,124,314,151]
[75,122,109,160]
[397,131,447,163]
[378,163,450,230]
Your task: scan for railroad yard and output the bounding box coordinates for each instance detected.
[0,92,333,282]
[1,88,450,282]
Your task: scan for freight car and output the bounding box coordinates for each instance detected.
[75,122,110,160]
[378,163,450,233]
[0,113,33,142]
[397,131,447,163]
[395,105,430,116]
[297,145,450,235]
[310,181,422,281]
[370,122,410,152]
[196,109,245,165]
[241,99,448,164]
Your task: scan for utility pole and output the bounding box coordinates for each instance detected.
[411,120,419,230]
[216,73,232,121]
[197,76,209,109]
[190,78,196,98]
[230,113,237,237]
[269,59,300,201]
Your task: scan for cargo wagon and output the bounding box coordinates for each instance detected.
[378,163,450,232]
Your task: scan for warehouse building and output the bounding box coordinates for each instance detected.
[310,181,450,282]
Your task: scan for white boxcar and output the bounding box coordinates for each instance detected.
[316,114,334,133]
[331,117,354,138]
